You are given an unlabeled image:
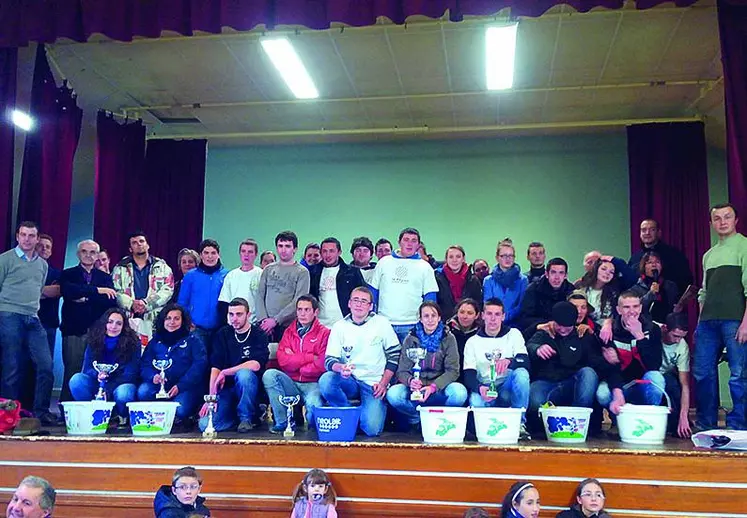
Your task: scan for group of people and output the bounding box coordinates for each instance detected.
[0,201,745,439]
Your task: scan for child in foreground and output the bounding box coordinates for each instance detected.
[291,468,338,518]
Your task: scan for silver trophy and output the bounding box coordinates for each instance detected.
[484,349,502,398]
[202,394,218,438]
[92,361,119,401]
[153,358,173,399]
[341,344,354,377]
[279,395,301,438]
[406,347,428,401]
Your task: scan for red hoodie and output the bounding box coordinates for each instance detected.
[277,318,330,382]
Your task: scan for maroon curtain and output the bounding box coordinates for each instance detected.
[0,0,699,47]
[0,48,16,251]
[16,44,82,268]
[93,111,146,264]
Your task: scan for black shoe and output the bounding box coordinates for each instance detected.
[237,420,256,433]
[37,412,58,427]
[519,423,532,441]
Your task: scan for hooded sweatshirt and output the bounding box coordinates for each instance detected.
[153,484,211,518]
[483,264,528,326]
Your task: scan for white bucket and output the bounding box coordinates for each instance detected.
[417,406,469,444]
[61,401,116,435]
[127,402,180,436]
[539,406,593,443]
[473,407,524,444]
[617,404,670,445]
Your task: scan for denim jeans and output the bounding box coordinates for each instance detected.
[529,367,600,412]
[596,370,666,408]
[469,368,530,422]
[318,371,387,437]
[262,368,323,429]
[68,372,137,416]
[693,319,746,430]
[0,312,54,414]
[663,371,683,433]
[392,324,416,344]
[192,327,217,357]
[386,382,468,424]
[198,369,259,432]
[137,382,202,420]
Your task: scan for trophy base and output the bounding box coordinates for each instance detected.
[155,393,170,399]
[486,390,498,398]
[202,431,217,439]
[410,393,424,402]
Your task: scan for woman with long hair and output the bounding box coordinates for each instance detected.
[575,259,620,343]
[435,245,483,320]
[630,251,678,323]
[446,298,481,384]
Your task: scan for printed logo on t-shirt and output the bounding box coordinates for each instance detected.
[392,265,410,285]
[321,275,336,292]
[268,269,294,294]
[242,344,252,359]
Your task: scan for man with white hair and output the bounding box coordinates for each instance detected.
[59,240,117,403]
[6,475,56,518]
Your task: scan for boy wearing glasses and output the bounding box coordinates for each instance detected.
[154,466,211,517]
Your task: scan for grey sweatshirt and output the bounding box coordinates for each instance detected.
[255,262,310,326]
[0,249,48,315]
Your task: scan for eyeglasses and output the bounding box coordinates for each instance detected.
[175,484,200,491]
[350,298,371,305]
[580,492,605,499]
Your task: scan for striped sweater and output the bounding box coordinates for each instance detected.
[698,232,747,321]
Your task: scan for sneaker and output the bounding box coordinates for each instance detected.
[237,420,255,433]
[116,415,129,429]
[269,423,290,435]
[37,412,58,427]
[519,423,532,441]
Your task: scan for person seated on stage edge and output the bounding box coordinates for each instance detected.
[629,251,678,324]
[435,245,483,321]
[500,481,541,518]
[463,297,531,440]
[659,312,693,438]
[198,297,269,433]
[596,291,665,419]
[386,301,467,432]
[290,468,338,518]
[555,478,611,518]
[138,303,208,430]
[446,298,481,385]
[319,286,401,437]
[154,466,211,518]
[575,257,621,345]
[69,307,140,427]
[517,257,575,339]
[6,475,56,518]
[262,294,329,434]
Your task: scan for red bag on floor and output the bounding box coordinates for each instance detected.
[0,399,22,433]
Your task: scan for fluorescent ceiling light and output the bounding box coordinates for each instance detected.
[261,38,319,100]
[10,109,33,131]
[486,24,518,91]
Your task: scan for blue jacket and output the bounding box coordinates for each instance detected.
[483,264,528,326]
[140,332,208,392]
[81,342,141,386]
[177,263,228,329]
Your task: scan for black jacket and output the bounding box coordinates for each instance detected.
[446,317,478,384]
[309,259,366,317]
[606,314,663,388]
[517,277,575,339]
[630,276,679,324]
[154,485,211,517]
[556,505,611,518]
[435,267,483,319]
[60,265,117,336]
[527,328,614,386]
[527,266,545,284]
[629,240,693,297]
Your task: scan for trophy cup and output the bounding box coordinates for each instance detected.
[484,349,501,398]
[342,344,353,365]
[202,394,218,438]
[406,347,428,401]
[279,395,301,438]
[92,361,119,401]
[153,358,173,399]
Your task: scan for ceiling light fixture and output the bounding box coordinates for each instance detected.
[486,24,518,91]
[10,109,34,131]
[261,38,319,100]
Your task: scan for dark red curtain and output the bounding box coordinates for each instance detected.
[16,44,82,269]
[0,0,699,47]
[93,111,146,264]
[0,48,16,251]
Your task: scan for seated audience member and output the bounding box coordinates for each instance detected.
[370,227,438,343]
[463,298,531,440]
[138,304,208,426]
[526,241,547,284]
[69,308,140,424]
[259,250,277,269]
[463,508,490,518]
[95,249,111,274]
[629,251,678,324]
[435,245,483,320]
[500,481,540,518]
[350,236,377,284]
[417,242,441,269]
[154,466,211,518]
[171,248,199,304]
[472,259,490,284]
[263,295,329,434]
[567,290,596,332]
[575,258,620,343]
[219,239,262,321]
[517,258,575,339]
[374,238,392,260]
[300,242,321,269]
[59,240,117,403]
[386,302,467,429]
[319,286,400,437]
[483,239,528,328]
[6,476,55,518]
[629,218,693,297]
[556,478,610,518]
[290,469,338,518]
[198,298,269,433]
[581,251,637,290]
[178,239,228,354]
[596,291,664,416]
[36,233,61,361]
[309,238,366,328]
[659,312,692,437]
[446,298,481,384]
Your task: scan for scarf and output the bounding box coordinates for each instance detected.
[490,263,521,288]
[443,263,468,302]
[198,260,222,274]
[158,326,189,346]
[297,320,312,338]
[414,321,444,353]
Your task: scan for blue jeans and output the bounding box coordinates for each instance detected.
[136,382,201,420]
[529,367,599,412]
[0,312,54,414]
[262,369,323,429]
[318,371,387,437]
[693,319,746,429]
[198,369,259,432]
[663,371,683,433]
[386,382,468,424]
[469,368,530,422]
[392,324,415,344]
[68,372,136,416]
[596,370,666,408]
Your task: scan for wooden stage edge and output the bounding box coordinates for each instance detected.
[0,434,745,518]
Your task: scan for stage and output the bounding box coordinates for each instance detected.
[0,428,745,517]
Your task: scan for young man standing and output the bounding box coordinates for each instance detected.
[350,236,377,284]
[659,312,692,437]
[219,238,263,321]
[526,242,547,284]
[374,238,392,261]
[35,234,61,358]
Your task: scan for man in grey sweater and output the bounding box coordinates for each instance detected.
[255,231,310,342]
[0,221,55,424]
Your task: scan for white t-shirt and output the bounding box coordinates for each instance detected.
[318,266,344,327]
[361,267,376,285]
[463,328,527,384]
[661,338,690,375]
[219,267,263,322]
[370,255,438,325]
